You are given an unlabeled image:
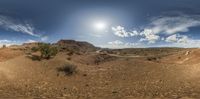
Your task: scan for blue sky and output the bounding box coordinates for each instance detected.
[0,0,200,48]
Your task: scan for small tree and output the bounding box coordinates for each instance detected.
[50,46,58,56]
[39,43,58,59]
[2,45,6,48]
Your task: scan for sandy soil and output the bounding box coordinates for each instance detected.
[0,48,200,98]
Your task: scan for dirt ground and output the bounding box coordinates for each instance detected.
[0,47,200,99]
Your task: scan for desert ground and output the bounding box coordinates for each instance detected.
[0,40,200,99]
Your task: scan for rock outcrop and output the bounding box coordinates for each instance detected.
[56,40,97,52]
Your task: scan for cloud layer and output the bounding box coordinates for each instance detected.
[165,34,188,43]
[0,39,19,47]
[107,40,141,48]
[0,15,39,37]
[111,14,200,47]
[150,15,200,34]
[112,26,139,37]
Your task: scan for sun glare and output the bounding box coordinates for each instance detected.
[94,21,106,30]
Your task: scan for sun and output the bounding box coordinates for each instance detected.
[94,21,106,30]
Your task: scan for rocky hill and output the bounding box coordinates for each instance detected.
[55,40,97,52]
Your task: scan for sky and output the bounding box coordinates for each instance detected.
[0,0,200,48]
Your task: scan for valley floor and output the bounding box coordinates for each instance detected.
[0,48,200,99]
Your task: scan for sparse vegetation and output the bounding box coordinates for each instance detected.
[2,45,6,48]
[31,47,39,52]
[123,52,127,55]
[147,57,157,61]
[30,55,41,61]
[38,43,58,59]
[57,64,77,75]
[146,56,161,62]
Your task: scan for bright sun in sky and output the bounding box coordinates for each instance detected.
[94,21,107,31]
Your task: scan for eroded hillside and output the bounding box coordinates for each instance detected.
[0,40,199,98]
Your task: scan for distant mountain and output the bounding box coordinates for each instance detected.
[55,40,97,52]
[22,42,41,48]
[12,40,97,52]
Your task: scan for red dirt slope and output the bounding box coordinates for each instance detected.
[161,48,200,65]
[0,48,23,62]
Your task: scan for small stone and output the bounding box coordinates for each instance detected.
[112,91,118,94]
[83,74,87,76]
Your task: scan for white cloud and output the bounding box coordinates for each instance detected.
[140,29,160,43]
[0,15,39,37]
[165,34,189,43]
[124,42,139,46]
[138,15,200,44]
[150,15,200,35]
[112,26,129,37]
[178,35,188,43]
[165,34,178,43]
[111,14,200,45]
[108,40,124,45]
[41,36,48,41]
[0,39,19,47]
[111,26,160,44]
[186,39,200,48]
[25,39,37,43]
[160,39,200,48]
[107,40,142,48]
[112,26,139,37]
[129,30,139,36]
[0,40,13,43]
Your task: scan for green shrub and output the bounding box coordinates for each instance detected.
[38,43,58,59]
[57,64,77,75]
[31,47,39,52]
[147,57,157,61]
[2,45,6,48]
[30,55,41,61]
[50,47,58,56]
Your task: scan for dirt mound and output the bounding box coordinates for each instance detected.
[161,48,200,65]
[22,42,41,49]
[0,48,23,62]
